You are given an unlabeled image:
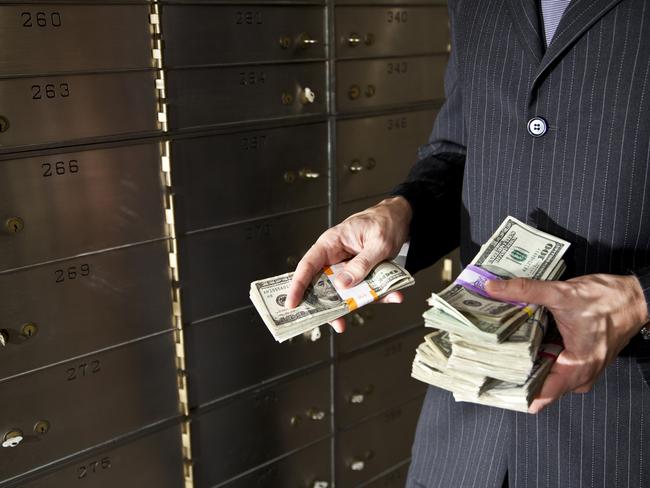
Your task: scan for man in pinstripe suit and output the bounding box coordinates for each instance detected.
[288,0,650,486]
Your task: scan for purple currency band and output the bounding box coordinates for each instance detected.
[455,264,528,308]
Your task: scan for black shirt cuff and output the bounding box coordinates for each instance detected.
[635,266,650,321]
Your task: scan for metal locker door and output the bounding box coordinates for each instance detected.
[0,5,184,487]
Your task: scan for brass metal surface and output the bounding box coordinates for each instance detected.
[221,439,331,488]
[192,367,330,487]
[162,5,325,67]
[178,207,328,321]
[0,143,166,271]
[0,333,180,485]
[185,307,329,407]
[0,71,159,150]
[171,123,328,232]
[0,241,173,381]
[19,424,185,488]
[336,109,438,202]
[336,6,448,58]
[336,396,424,487]
[337,328,426,428]
[336,55,446,113]
[0,5,153,76]
[166,63,326,129]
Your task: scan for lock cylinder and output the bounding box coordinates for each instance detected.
[4,217,24,234]
[2,430,23,448]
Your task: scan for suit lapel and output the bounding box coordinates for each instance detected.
[531,0,625,90]
[504,0,545,65]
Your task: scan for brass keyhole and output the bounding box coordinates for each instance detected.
[281,93,294,105]
[0,116,9,133]
[364,33,375,46]
[365,85,376,98]
[278,36,292,49]
[34,420,50,435]
[5,217,24,234]
[366,158,376,170]
[284,171,296,183]
[348,85,361,100]
[21,322,38,338]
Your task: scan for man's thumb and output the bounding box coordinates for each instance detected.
[485,277,546,304]
[336,250,381,288]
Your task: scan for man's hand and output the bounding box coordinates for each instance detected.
[286,196,412,333]
[486,274,648,414]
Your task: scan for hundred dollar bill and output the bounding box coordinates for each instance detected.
[250,261,414,342]
[471,216,569,280]
[425,217,569,342]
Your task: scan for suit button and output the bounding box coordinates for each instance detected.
[527,117,548,137]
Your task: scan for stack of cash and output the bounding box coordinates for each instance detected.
[250,261,415,342]
[412,216,569,412]
[412,330,487,397]
[447,308,549,384]
[453,338,563,412]
[413,321,564,411]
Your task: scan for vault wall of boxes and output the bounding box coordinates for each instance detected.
[0,1,454,487]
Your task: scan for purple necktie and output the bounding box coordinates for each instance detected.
[540,0,571,46]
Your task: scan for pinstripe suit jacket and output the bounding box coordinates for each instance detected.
[393,0,650,486]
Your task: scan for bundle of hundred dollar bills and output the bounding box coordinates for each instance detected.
[412,216,569,412]
[250,261,415,342]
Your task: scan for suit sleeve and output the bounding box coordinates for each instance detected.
[391,1,467,273]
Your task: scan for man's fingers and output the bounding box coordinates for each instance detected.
[329,318,346,334]
[528,354,574,414]
[286,244,329,308]
[338,248,384,288]
[486,277,563,308]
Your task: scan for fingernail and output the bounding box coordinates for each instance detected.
[336,272,353,288]
[487,280,505,292]
[329,323,342,333]
[386,294,401,303]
